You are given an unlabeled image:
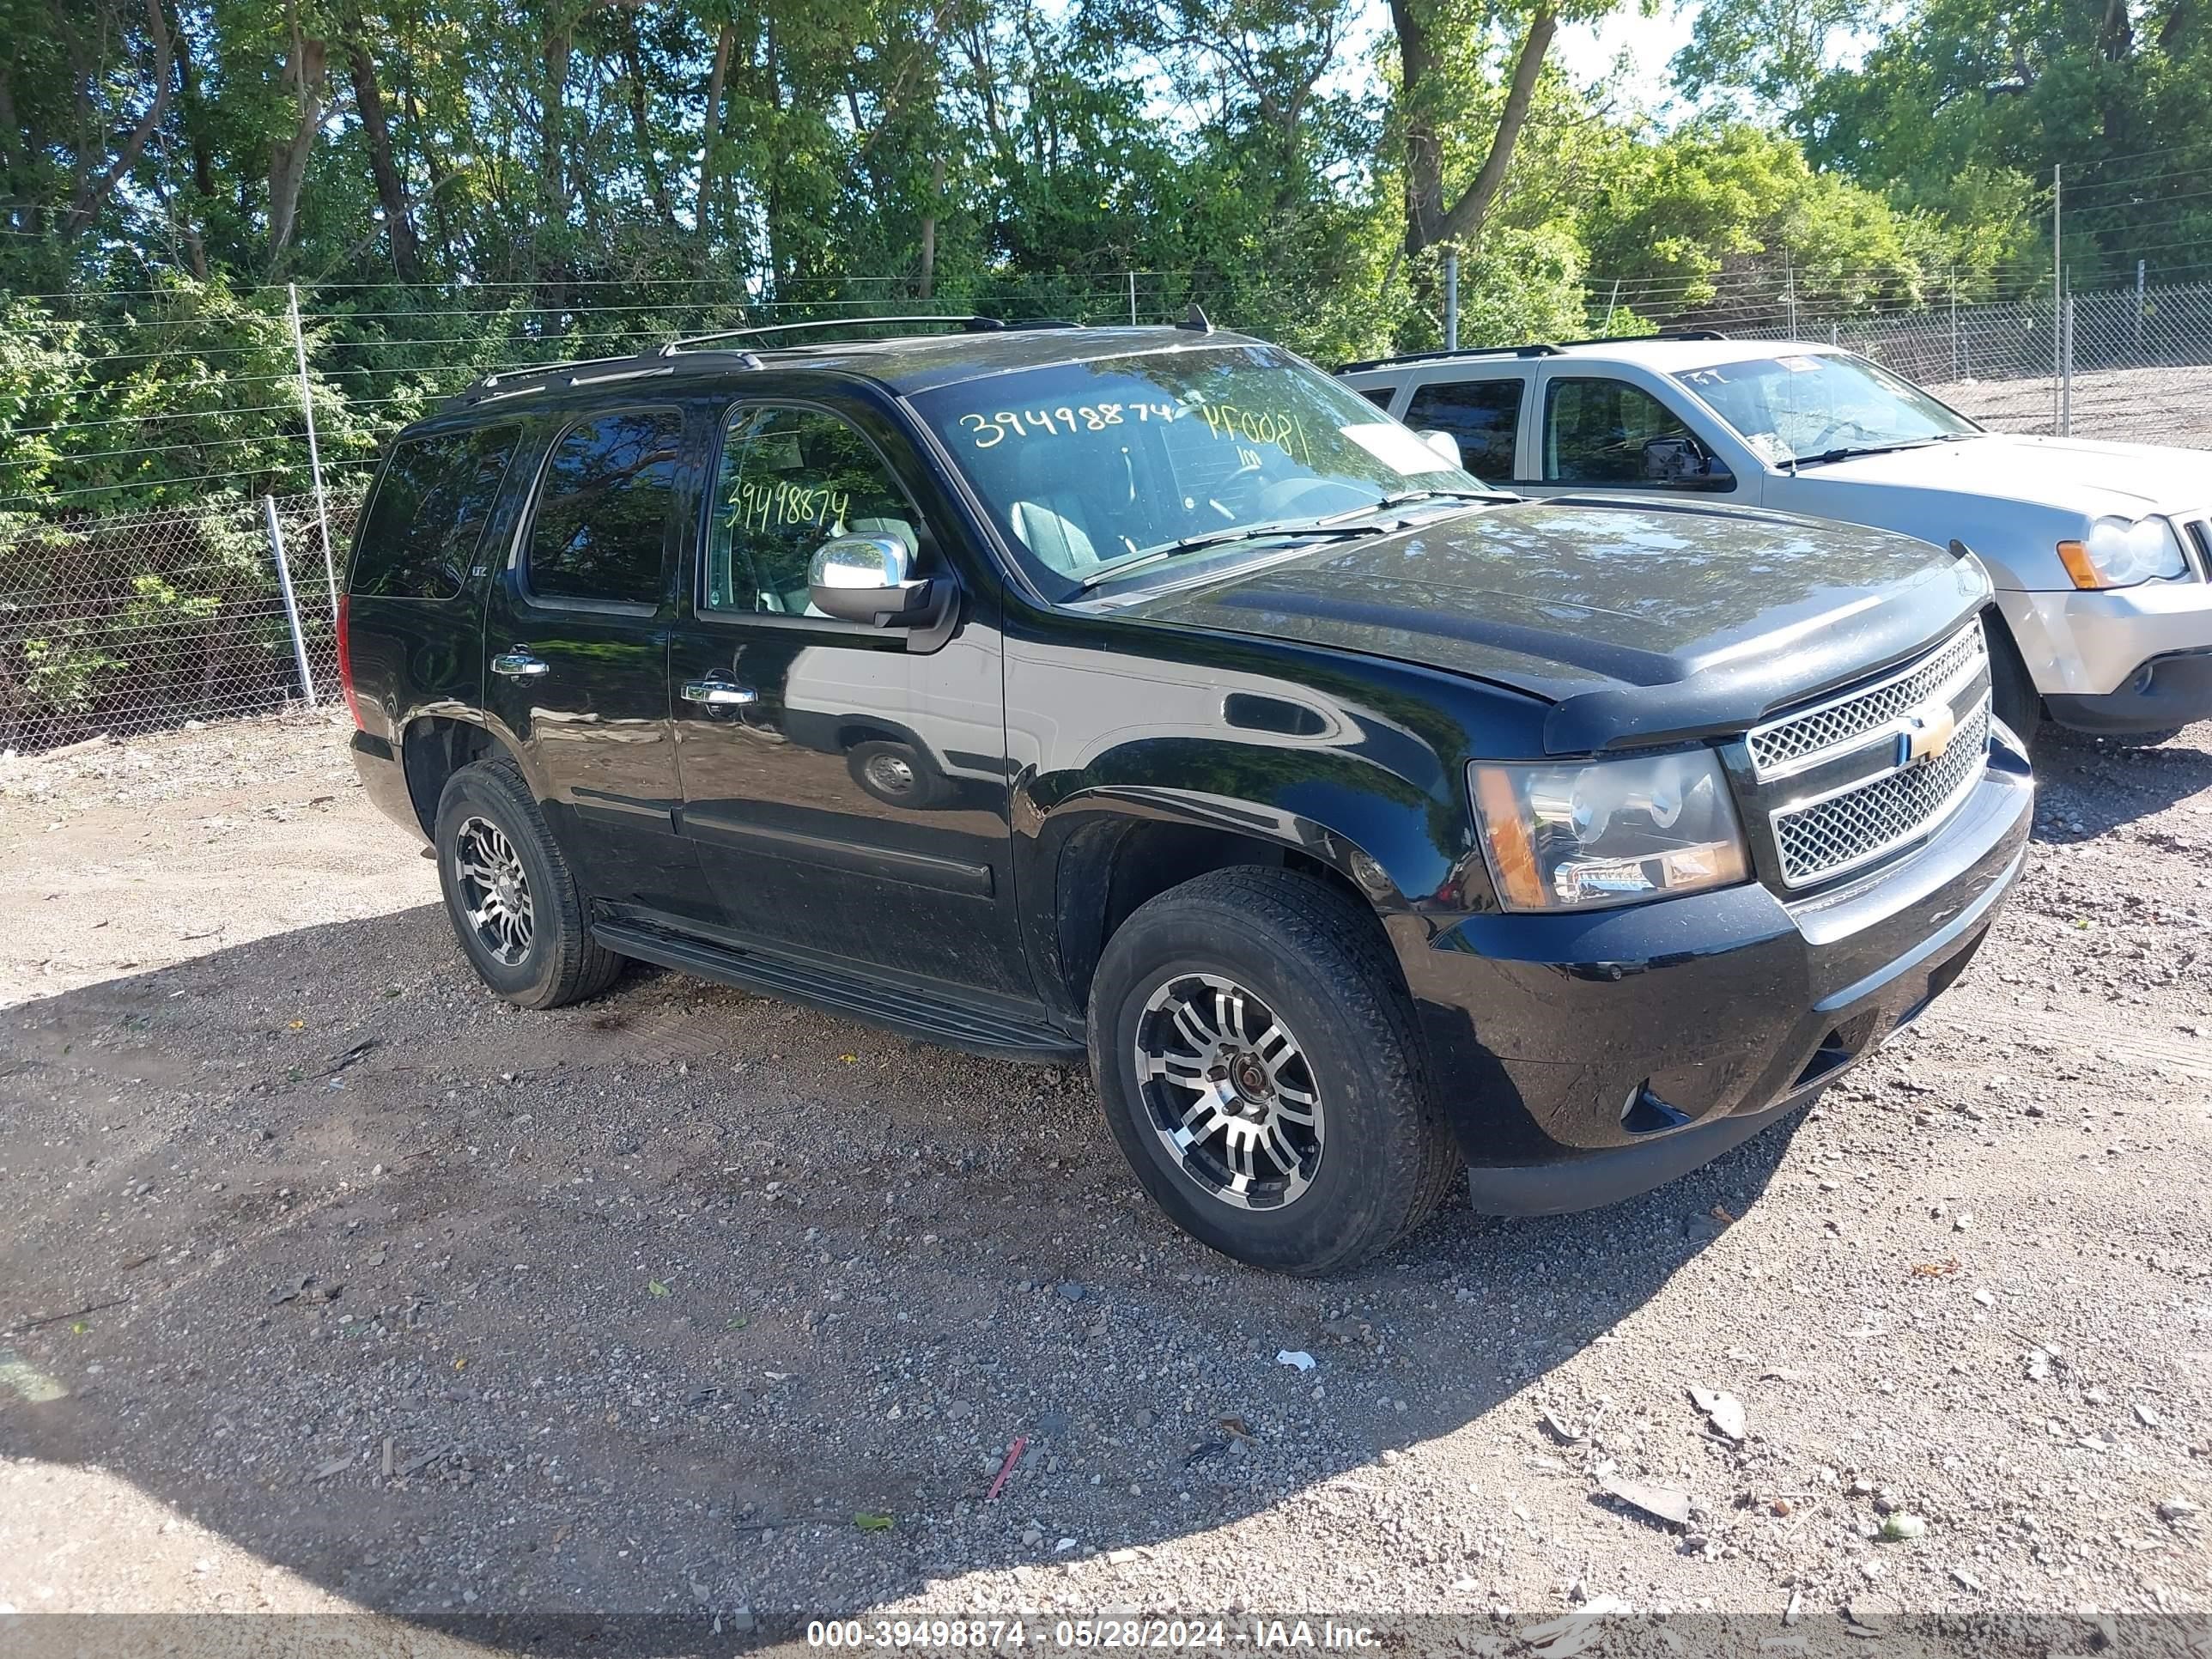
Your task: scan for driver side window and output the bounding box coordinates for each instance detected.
[1544,378,1727,488]
[705,406,920,616]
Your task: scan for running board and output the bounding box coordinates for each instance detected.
[588,919,1086,1065]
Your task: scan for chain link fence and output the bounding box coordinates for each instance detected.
[0,491,356,751]
[1699,278,2212,447]
[8,261,2212,754]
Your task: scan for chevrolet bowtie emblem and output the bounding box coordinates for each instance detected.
[1899,697,1957,766]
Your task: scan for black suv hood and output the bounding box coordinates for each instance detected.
[1126,498,1990,754]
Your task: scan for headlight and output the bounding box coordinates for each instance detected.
[2057,516,2186,589]
[1470,749,1749,912]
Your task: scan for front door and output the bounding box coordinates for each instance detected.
[1523,372,1742,501]
[665,394,1032,999]
[481,404,714,924]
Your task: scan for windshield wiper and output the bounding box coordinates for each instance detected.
[1073,519,1377,592]
[1315,486,1503,523]
[1071,489,1504,593]
[1789,436,1965,470]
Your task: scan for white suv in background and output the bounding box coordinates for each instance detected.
[1341,335,2212,739]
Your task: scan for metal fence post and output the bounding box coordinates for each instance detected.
[1949,271,1960,380]
[2136,259,2147,360]
[287,282,339,629]
[1127,270,1138,326]
[261,495,319,708]
[2062,294,2075,436]
[1444,251,1460,350]
[2051,165,2063,434]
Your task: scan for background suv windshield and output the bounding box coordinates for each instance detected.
[909,343,1485,592]
[1674,352,1978,464]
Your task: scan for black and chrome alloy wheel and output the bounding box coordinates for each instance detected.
[1131,971,1325,1210]
[451,813,534,966]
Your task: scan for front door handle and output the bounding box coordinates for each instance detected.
[490,649,549,678]
[680,678,758,708]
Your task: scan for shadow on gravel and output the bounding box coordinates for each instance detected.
[0,904,1803,1636]
[2028,725,2212,842]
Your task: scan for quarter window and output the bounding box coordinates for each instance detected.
[705,407,920,616]
[350,425,519,599]
[526,410,684,605]
[1404,379,1524,481]
[1544,379,1725,487]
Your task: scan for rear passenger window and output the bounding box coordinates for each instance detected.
[350,426,519,599]
[1404,379,1523,480]
[1355,386,1395,410]
[526,410,685,606]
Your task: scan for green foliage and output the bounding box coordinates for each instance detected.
[1680,0,2208,289]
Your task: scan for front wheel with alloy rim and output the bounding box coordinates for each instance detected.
[1089,866,1458,1274]
[433,757,623,1010]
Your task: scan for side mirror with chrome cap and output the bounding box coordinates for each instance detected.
[808,533,938,627]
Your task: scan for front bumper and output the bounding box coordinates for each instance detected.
[1391,725,2033,1215]
[2000,579,2212,731]
[2043,647,2212,734]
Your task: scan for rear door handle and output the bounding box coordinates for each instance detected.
[490,650,549,678]
[680,678,758,708]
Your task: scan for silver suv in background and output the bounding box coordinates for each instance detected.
[1340,335,2212,739]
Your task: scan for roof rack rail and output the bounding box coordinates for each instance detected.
[1334,327,1729,375]
[1555,327,1730,346]
[1335,343,1559,373]
[441,314,1097,411]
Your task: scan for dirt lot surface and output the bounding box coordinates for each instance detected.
[1930,365,2212,451]
[3,710,2210,1649]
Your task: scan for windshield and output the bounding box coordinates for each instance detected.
[908,343,1491,594]
[1673,352,1979,465]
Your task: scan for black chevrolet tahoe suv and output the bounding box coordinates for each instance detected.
[340,315,2033,1275]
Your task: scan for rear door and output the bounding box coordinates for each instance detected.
[481,404,715,923]
[1398,374,1532,486]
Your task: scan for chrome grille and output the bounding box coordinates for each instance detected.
[1746,623,1987,776]
[1771,696,1992,886]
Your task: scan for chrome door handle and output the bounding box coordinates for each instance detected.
[680,678,758,708]
[490,650,549,678]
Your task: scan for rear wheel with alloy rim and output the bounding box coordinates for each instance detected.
[434,757,623,1010]
[1089,866,1458,1274]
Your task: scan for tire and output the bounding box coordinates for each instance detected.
[1087,866,1458,1275]
[1983,613,2041,745]
[846,738,956,809]
[433,756,623,1010]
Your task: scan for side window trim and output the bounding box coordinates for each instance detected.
[514,403,686,615]
[688,395,938,634]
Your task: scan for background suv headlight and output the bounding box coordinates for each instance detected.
[2057,516,2188,589]
[1470,749,1749,912]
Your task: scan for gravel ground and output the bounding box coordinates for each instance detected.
[2,710,2209,1648]
[1930,365,2212,450]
